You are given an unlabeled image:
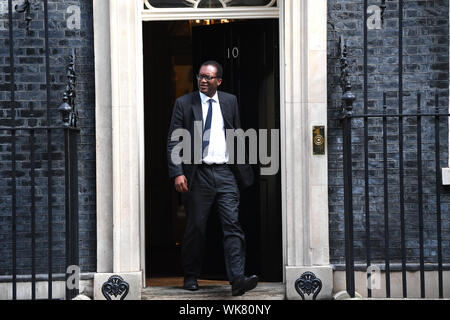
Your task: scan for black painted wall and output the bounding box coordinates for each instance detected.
[0,0,96,275]
[328,0,450,266]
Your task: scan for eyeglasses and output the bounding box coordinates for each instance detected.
[197,74,219,81]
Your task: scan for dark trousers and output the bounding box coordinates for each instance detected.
[181,164,246,283]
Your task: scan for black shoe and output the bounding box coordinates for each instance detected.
[231,275,258,296]
[183,277,199,291]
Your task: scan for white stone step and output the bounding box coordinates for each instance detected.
[142,282,285,300]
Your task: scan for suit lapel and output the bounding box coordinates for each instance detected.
[191,92,203,125]
[190,92,203,165]
[218,91,233,129]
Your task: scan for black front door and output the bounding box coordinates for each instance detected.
[192,20,282,281]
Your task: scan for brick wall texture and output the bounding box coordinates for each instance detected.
[0,0,96,275]
[328,0,450,266]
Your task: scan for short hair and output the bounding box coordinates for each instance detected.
[199,60,223,79]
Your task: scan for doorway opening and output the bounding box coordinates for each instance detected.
[143,19,282,286]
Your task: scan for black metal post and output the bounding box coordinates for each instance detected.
[339,35,356,298]
[434,93,443,298]
[416,92,425,298]
[47,127,53,300]
[64,129,72,300]
[64,128,79,300]
[43,0,53,300]
[363,0,372,299]
[382,93,390,298]
[59,51,79,300]
[30,129,36,300]
[70,131,79,280]
[398,0,407,299]
[342,108,355,298]
[8,0,17,300]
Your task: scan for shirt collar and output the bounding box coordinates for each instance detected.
[199,91,219,104]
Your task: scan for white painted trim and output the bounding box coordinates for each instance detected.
[442,168,450,185]
[109,0,143,274]
[93,0,113,273]
[144,0,277,9]
[141,7,279,20]
[142,0,279,21]
[278,0,287,284]
[282,0,330,271]
[135,1,147,288]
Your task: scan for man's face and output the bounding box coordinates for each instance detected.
[198,65,222,97]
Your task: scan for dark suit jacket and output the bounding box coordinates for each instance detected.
[167,91,254,190]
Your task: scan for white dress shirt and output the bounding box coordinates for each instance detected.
[199,91,229,164]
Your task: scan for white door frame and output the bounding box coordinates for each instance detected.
[140,1,283,285]
[142,2,279,20]
[94,0,332,299]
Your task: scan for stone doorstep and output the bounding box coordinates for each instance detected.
[141,282,286,300]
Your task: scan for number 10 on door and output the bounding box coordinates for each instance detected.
[227,47,239,59]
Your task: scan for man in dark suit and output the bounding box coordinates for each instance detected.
[167,60,257,296]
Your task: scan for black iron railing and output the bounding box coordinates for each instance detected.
[336,0,448,299]
[340,90,447,299]
[1,125,79,300]
[2,0,80,300]
[339,35,447,298]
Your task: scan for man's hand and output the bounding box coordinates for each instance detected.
[174,175,189,193]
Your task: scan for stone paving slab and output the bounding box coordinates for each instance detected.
[142,282,285,300]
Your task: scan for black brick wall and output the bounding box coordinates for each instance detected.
[0,0,96,275]
[328,0,450,265]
